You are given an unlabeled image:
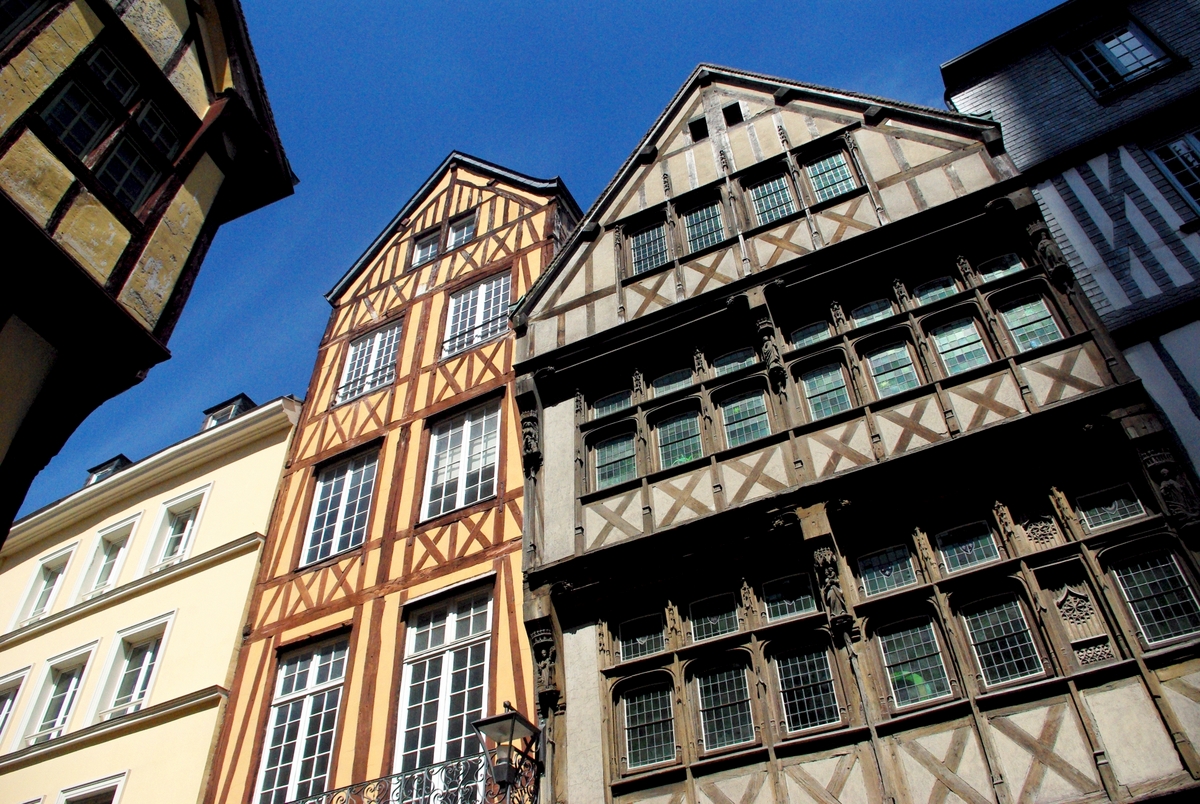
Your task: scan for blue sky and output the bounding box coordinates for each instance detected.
[19,0,1061,516]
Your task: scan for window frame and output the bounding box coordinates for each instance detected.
[935,521,1001,574]
[797,360,854,422]
[862,340,923,401]
[447,212,478,251]
[57,772,128,804]
[876,618,954,711]
[1111,552,1200,646]
[441,271,512,358]
[790,321,832,350]
[693,662,756,753]
[1149,130,1200,214]
[652,407,705,472]
[681,197,727,254]
[859,544,918,598]
[74,515,139,603]
[1077,483,1145,531]
[138,485,210,575]
[763,574,818,622]
[961,595,1045,688]
[772,644,842,735]
[745,172,798,227]
[0,667,28,746]
[12,543,77,630]
[301,451,379,566]
[717,387,771,449]
[421,399,502,520]
[335,320,404,405]
[618,614,667,663]
[88,612,173,724]
[411,229,440,269]
[997,295,1064,354]
[689,593,740,643]
[255,636,350,803]
[1059,19,1171,98]
[803,150,859,204]
[618,675,678,772]
[592,389,633,419]
[927,314,992,377]
[19,642,95,748]
[628,219,671,276]
[0,1,52,53]
[592,427,639,492]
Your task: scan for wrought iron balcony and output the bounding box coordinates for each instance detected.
[291,755,495,804]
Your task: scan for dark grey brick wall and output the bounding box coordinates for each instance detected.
[948,0,1200,171]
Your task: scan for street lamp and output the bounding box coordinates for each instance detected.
[472,702,540,801]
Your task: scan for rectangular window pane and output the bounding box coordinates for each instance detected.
[932,318,989,375]
[620,615,665,661]
[462,405,499,506]
[807,153,856,202]
[791,322,830,349]
[443,274,510,356]
[137,103,180,158]
[880,621,951,707]
[1,1,49,49]
[110,636,160,715]
[721,392,770,448]
[860,546,916,596]
[913,277,958,305]
[1069,27,1165,93]
[651,369,692,396]
[1079,485,1144,529]
[778,649,839,731]
[937,523,999,573]
[96,139,159,211]
[657,413,702,468]
[867,344,920,398]
[852,299,892,326]
[448,216,476,249]
[684,201,724,252]
[625,685,675,768]
[30,563,64,618]
[801,364,852,420]
[631,224,668,275]
[338,323,402,403]
[713,348,755,376]
[764,575,816,620]
[698,667,753,749]
[1114,554,1200,643]
[596,433,637,489]
[0,683,19,735]
[425,403,500,518]
[414,233,438,266]
[87,48,137,103]
[305,453,378,563]
[42,83,112,157]
[691,594,738,642]
[1155,134,1200,207]
[965,598,1041,685]
[35,665,82,741]
[593,390,632,418]
[749,175,796,225]
[1000,298,1062,353]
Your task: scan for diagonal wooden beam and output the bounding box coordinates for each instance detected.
[990,706,1098,795]
[901,733,991,804]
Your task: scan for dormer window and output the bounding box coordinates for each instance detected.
[86,454,132,486]
[1065,23,1168,95]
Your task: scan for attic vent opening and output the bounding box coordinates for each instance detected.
[688,117,709,143]
[722,103,743,126]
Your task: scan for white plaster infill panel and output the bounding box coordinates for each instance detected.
[719,443,789,507]
[875,393,949,456]
[1083,679,1181,787]
[945,370,1026,432]
[696,764,775,804]
[893,721,996,804]
[563,625,606,804]
[583,489,643,552]
[680,248,740,300]
[1020,343,1108,408]
[986,699,1100,804]
[626,270,677,319]
[781,745,873,804]
[650,466,716,529]
[813,194,879,246]
[616,784,687,804]
[805,417,873,478]
[751,218,814,271]
[1160,669,1200,755]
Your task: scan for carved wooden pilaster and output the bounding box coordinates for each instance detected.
[528,617,561,715]
[956,254,978,287]
[1140,446,1200,525]
[516,375,542,476]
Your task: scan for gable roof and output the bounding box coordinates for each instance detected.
[512,62,998,320]
[325,152,582,303]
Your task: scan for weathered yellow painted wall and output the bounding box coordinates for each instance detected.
[0,130,74,226]
[118,154,225,329]
[53,191,132,282]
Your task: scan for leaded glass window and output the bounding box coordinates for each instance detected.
[697,667,753,749]
[801,364,852,421]
[656,412,702,468]
[593,390,632,418]
[777,649,840,731]
[964,598,1042,685]
[879,621,951,707]
[748,175,796,225]
[305,453,377,563]
[937,522,999,573]
[620,615,665,661]
[931,318,989,376]
[713,348,755,376]
[1154,132,1200,208]
[807,152,856,202]
[978,254,1023,282]
[720,391,770,448]
[336,322,403,403]
[866,343,920,398]
[860,546,916,596]
[443,273,510,356]
[791,322,831,349]
[651,369,692,396]
[1078,484,1144,530]
[913,277,958,305]
[424,402,500,518]
[1113,554,1200,644]
[691,594,738,642]
[596,433,636,489]
[684,201,725,253]
[631,223,669,275]
[624,684,675,768]
[257,639,348,804]
[1067,25,1166,94]
[851,299,892,326]
[764,575,816,621]
[1000,298,1062,352]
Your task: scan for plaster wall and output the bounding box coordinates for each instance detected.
[563,623,605,804]
[541,399,577,564]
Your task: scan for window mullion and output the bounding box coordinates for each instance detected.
[435,645,453,765]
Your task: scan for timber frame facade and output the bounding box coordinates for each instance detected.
[513,65,1200,804]
[204,153,579,804]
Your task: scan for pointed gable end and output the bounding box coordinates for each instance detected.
[515,64,1016,362]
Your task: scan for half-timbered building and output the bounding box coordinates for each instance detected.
[943,0,1200,475]
[513,64,1200,804]
[0,0,294,541]
[203,153,579,804]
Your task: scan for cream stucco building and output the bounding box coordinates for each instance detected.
[0,394,299,804]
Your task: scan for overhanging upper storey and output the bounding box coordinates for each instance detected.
[512,64,1015,363]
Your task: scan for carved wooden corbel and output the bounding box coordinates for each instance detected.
[516,376,542,475]
[830,301,847,332]
[757,317,787,394]
[1140,447,1200,523]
